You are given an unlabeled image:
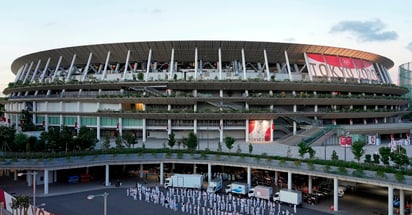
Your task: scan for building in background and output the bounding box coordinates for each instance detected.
[399,62,412,109]
[2,41,410,146]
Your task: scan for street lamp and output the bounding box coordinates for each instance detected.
[87,192,109,215]
[17,171,37,214]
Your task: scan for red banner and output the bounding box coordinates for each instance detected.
[306,53,380,82]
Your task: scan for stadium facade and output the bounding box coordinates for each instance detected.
[2,41,409,145]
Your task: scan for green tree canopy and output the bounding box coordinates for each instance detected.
[185,132,198,151]
[168,132,176,148]
[351,140,366,162]
[224,136,235,152]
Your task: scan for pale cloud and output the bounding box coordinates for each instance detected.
[407,42,412,52]
[330,19,398,42]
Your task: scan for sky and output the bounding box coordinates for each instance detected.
[0,0,411,95]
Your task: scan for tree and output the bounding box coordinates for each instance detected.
[167,132,176,148]
[298,142,308,158]
[390,145,409,169]
[224,136,235,152]
[308,147,316,159]
[0,126,16,152]
[185,132,198,151]
[103,135,111,149]
[331,150,339,160]
[379,147,391,165]
[13,133,28,152]
[115,135,123,148]
[123,131,137,148]
[75,126,97,150]
[351,140,365,162]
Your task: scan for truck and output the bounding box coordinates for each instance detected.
[225,182,249,195]
[273,189,302,206]
[248,185,273,201]
[207,177,223,193]
[164,174,204,189]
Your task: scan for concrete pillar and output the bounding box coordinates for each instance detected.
[274,171,278,187]
[400,189,405,215]
[160,162,164,185]
[44,169,49,194]
[140,164,144,178]
[105,164,110,186]
[308,175,313,194]
[193,164,197,174]
[287,171,292,190]
[208,163,212,183]
[388,185,394,215]
[247,166,251,186]
[333,177,339,211]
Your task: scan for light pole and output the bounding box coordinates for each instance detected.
[87,192,109,215]
[17,171,37,214]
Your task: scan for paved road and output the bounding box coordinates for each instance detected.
[38,185,333,215]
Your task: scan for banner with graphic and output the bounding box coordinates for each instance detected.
[248,120,271,143]
[306,53,380,82]
[339,136,352,147]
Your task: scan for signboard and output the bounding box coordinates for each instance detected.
[248,120,271,143]
[339,136,352,147]
[306,53,380,82]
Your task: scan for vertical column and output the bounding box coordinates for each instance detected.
[167,119,171,135]
[287,171,292,190]
[194,47,198,80]
[293,121,297,135]
[218,48,222,80]
[193,164,197,174]
[308,176,313,194]
[118,117,123,137]
[160,162,164,185]
[400,189,405,215]
[45,114,49,132]
[263,49,270,81]
[208,163,212,183]
[140,164,144,178]
[168,48,175,80]
[101,51,111,80]
[121,50,131,81]
[284,50,293,81]
[245,119,249,142]
[145,48,152,82]
[388,185,394,215]
[81,52,93,82]
[219,120,223,144]
[142,119,147,144]
[51,56,63,82]
[105,164,110,186]
[241,48,247,80]
[44,169,49,194]
[247,166,251,186]
[64,54,77,83]
[274,171,278,187]
[22,62,34,84]
[96,116,101,141]
[29,59,42,83]
[333,177,339,211]
[39,58,51,83]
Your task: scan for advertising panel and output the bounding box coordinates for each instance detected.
[248,120,271,143]
[339,136,352,147]
[306,53,380,82]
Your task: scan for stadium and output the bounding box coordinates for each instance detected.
[2,40,410,146]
